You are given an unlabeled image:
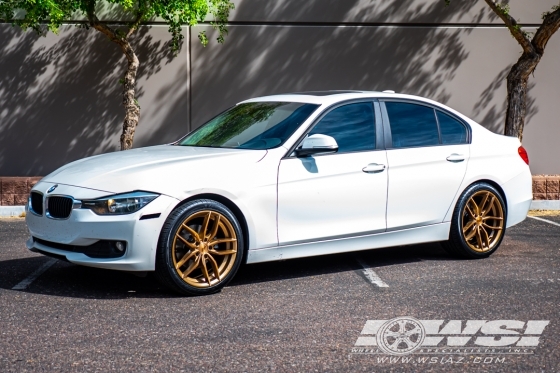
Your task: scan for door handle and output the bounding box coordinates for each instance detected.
[446,154,465,163]
[362,163,386,173]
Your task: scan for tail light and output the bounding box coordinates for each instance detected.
[518,146,529,165]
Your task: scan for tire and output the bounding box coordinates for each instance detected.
[442,182,507,259]
[155,199,244,296]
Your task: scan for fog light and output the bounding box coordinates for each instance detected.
[115,241,125,252]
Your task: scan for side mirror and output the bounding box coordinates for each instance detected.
[295,134,339,157]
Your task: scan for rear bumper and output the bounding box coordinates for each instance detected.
[503,169,532,228]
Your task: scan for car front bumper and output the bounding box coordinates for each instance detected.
[25,182,179,271]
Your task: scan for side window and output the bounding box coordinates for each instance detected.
[385,102,439,148]
[437,111,467,144]
[309,102,375,153]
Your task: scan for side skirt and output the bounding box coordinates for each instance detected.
[246,223,451,264]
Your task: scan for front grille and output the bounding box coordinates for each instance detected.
[47,196,73,219]
[34,238,127,259]
[30,192,43,215]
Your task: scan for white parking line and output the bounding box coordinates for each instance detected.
[12,258,57,290]
[355,257,389,288]
[528,216,560,228]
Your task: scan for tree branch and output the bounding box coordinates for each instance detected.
[86,8,137,63]
[483,0,533,53]
[532,6,560,54]
[126,10,146,38]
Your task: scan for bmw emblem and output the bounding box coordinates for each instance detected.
[47,184,58,194]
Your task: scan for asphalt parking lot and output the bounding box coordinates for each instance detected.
[0,215,559,372]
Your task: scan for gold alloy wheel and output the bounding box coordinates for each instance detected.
[172,210,238,288]
[461,190,504,253]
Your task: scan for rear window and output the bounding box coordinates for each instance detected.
[437,111,467,144]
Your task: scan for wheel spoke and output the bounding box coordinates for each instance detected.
[465,225,477,240]
[208,238,237,246]
[182,255,201,278]
[208,214,221,241]
[209,249,237,256]
[405,326,422,337]
[476,226,484,249]
[175,233,197,249]
[201,212,212,239]
[482,216,503,221]
[462,219,476,233]
[480,226,491,249]
[207,254,221,282]
[388,338,402,348]
[175,250,197,269]
[400,338,413,348]
[465,201,477,218]
[482,223,502,231]
[481,196,495,217]
[478,192,490,215]
[201,255,211,284]
[181,223,200,242]
[398,320,407,333]
[384,331,400,337]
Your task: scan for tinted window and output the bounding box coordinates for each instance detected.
[179,102,319,150]
[309,103,375,153]
[437,111,467,144]
[386,102,439,148]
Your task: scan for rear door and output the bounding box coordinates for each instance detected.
[382,100,470,231]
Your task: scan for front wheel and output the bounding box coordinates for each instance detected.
[155,199,244,296]
[443,183,506,259]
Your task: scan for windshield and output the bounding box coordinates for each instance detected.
[178,102,319,150]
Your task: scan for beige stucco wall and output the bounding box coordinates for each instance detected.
[0,0,559,175]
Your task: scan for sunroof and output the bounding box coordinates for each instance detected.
[286,90,363,96]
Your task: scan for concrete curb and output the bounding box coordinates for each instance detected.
[0,206,26,217]
[1,201,560,217]
[530,200,560,210]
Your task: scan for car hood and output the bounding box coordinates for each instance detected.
[43,145,267,196]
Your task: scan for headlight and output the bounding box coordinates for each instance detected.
[82,191,159,215]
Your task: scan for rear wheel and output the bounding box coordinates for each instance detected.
[443,183,506,259]
[155,199,244,295]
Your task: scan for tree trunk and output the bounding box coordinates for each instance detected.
[120,41,140,150]
[87,13,142,151]
[504,51,540,141]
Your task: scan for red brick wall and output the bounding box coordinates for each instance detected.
[0,176,559,206]
[0,177,42,206]
[532,175,560,201]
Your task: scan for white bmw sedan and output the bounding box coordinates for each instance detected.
[26,91,532,295]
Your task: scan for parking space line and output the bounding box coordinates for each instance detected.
[528,216,560,228]
[12,259,57,290]
[355,256,389,288]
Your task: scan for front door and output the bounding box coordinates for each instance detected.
[277,101,388,245]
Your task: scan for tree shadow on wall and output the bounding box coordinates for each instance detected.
[0,23,174,176]
[0,0,533,176]
[472,65,538,134]
[147,0,494,144]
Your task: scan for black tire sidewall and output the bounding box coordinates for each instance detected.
[157,199,244,296]
[449,182,507,259]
